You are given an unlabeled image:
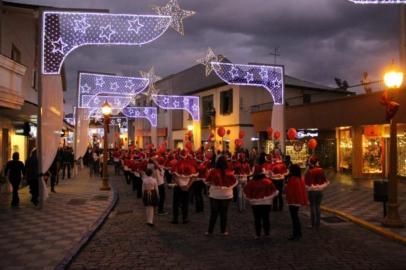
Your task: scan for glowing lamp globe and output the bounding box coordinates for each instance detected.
[101,101,112,116]
[384,70,403,89]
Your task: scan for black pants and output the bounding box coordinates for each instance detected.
[164,169,173,184]
[192,180,205,213]
[124,171,131,184]
[51,175,57,191]
[289,205,302,239]
[272,180,284,211]
[10,179,21,206]
[252,205,271,237]
[131,174,142,198]
[29,178,39,206]
[114,161,120,176]
[62,162,71,179]
[208,198,231,234]
[172,186,189,222]
[158,184,166,213]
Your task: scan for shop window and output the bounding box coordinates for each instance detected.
[362,136,383,174]
[220,89,233,115]
[398,136,406,177]
[338,128,352,171]
[285,141,308,168]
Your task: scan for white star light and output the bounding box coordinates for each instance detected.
[144,108,150,115]
[151,113,156,119]
[51,37,68,55]
[173,100,180,108]
[245,72,254,83]
[183,97,189,106]
[140,67,161,101]
[163,97,170,105]
[73,17,91,34]
[125,79,135,90]
[271,78,282,89]
[81,83,91,94]
[192,103,198,111]
[259,67,269,81]
[197,47,224,76]
[99,24,116,42]
[152,0,196,35]
[95,77,105,88]
[110,82,119,92]
[128,17,144,34]
[229,66,239,79]
[93,97,100,104]
[114,98,121,106]
[134,110,140,117]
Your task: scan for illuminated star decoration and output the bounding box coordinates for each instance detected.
[122,107,158,127]
[77,72,149,108]
[211,62,284,105]
[153,94,200,121]
[140,67,162,101]
[81,95,133,110]
[196,47,224,76]
[42,11,172,74]
[348,0,406,3]
[152,0,196,35]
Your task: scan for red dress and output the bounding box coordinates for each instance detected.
[243,177,278,205]
[285,176,308,206]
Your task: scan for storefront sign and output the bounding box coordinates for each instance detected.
[296,129,319,139]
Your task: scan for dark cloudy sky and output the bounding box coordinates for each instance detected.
[10,0,402,112]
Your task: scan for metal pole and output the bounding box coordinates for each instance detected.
[100,115,110,190]
[382,118,404,227]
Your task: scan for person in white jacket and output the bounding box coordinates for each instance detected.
[142,168,159,227]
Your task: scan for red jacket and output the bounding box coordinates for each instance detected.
[285,176,308,206]
[304,167,329,191]
[205,168,237,187]
[243,177,278,200]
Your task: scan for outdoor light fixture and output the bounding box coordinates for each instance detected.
[384,69,404,89]
[101,101,112,116]
[187,125,193,131]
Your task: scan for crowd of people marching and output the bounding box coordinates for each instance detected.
[112,145,330,240]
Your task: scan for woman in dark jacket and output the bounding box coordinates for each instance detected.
[25,149,39,206]
[5,152,25,207]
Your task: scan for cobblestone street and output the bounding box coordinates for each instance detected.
[70,176,406,270]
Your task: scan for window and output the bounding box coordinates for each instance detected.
[11,44,21,63]
[220,89,233,115]
[32,69,38,91]
[303,94,311,104]
[202,95,214,127]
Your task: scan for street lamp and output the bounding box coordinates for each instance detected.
[382,65,404,227]
[100,101,111,191]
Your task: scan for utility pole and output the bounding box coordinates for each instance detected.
[269,47,280,65]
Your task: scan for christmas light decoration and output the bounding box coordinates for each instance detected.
[152,94,199,121]
[91,116,129,128]
[140,67,161,101]
[80,94,133,110]
[152,0,196,35]
[78,73,149,107]
[42,12,172,74]
[211,62,284,105]
[122,107,158,127]
[348,0,406,3]
[196,47,224,76]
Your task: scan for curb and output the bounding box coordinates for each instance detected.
[55,186,119,270]
[321,205,406,246]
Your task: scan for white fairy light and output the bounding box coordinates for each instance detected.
[196,47,224,76]
[42,11,172,74]
[152,0,196,35]
[122,107,158,127]
[140,67,161,101]
[211,62,285,105]
[152,94,200,121]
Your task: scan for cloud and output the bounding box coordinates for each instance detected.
[10,0,399,112]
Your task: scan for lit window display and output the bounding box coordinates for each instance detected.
[338,128,352,171]
[362,136,383,174]
[399,136,406,177]
[285,141,308,168]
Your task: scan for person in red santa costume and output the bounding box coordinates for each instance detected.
[112,148,122,176]
[285,164,308,240]
[304,156,329,228]
[192,148,211,213]
[234,152,252,211]
[171,149,198,224]
[270,155,289,212]
[205,155,238,236]
[243,165,278,239]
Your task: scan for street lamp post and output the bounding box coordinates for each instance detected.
[382,67,404,228]
[100,101,112,191]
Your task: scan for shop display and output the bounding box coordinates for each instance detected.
[398,136,406,177]
[338,128,352,170]
[286,141,308,168]
[362,137,383,174]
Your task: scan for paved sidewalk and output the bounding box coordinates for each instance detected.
[322,171,406,238]
[0,167,117,270]
[70,174,406,270]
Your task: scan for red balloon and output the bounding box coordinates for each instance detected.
[308,138,318,150]
[238,130,246,139]
[274,131,281,140]
[217,127,226,137]
[266,127,273,138]
[287,128,297,140]
[235,139,243,148]
[226,129,231,135]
